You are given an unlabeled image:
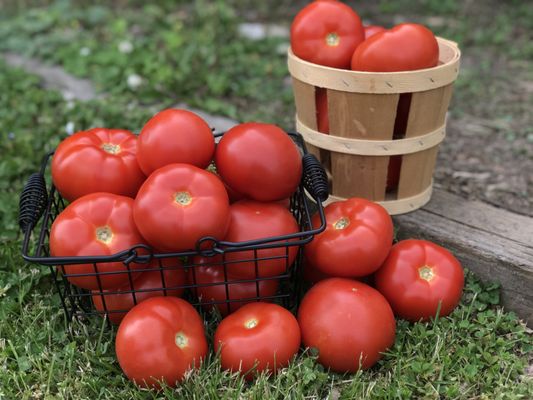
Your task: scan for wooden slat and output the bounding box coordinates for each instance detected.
[292,78,317,130]
[328,90,399,200]
[398,85,454,198]
[394,188,533,325]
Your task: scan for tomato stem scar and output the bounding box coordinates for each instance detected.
[419,266,435,281]
[334,217,350,230]
[326,32,340,47]
[244,319,258,329]
[101,143,121,154]
[95,226,113,244]
[175,332,188,349]
[174,191,192,206]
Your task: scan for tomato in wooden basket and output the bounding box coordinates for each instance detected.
[51,128,145,202]
[304,198,393,278]
[298,278,396,372]
[351,23,439,72]
[375,239,464,322]
[291,0,365,69]
[116,297,208,388]
[50,193,146,290]
[137,109,215,175]
[133,163,230,252]
[92,257,186,324]
[215,123,302,202]
[214,303,300,379]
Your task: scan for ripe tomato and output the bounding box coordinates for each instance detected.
[351,23,439,72]
[214,303,300,379]
[375,239,464,322]
[215,123,302,202]
[50,193,145,290]
[363,24,386,39]
[137,109,215,176]
[291,0,364,69]
[189,255,280,316]
[133,163,230,252]
[223,200,300,279]
[298,278,396,372]
[51,128,145,202]
[92,257,186,324]
[116,297,208,388]
[301,255,333,285]
[304,198,393,278]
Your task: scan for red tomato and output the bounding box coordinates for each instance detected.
[363,24,386,39]
[214,303,300,379]
[215,123,302,202]
[301,255,333,285]
[304,198,393,278]
[291,0,364,68]
[137,109,215,176]
[298,278,396,372]
[223,201,300,279]
[133,163,230,252]
[189,255,280,316]
[375,239,464,322]
[351,23,439,72]
[50,193,145,290]
[51,128,145,202]
[116,297,208,388]
[316,87,329,134]
[92,257,186,324]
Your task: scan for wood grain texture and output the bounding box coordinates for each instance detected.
[328,90,399,200]
[394,188,533,325]
[287,38,460,94]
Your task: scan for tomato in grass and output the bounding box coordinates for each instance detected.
[92,257,186,324]
[189,255,280,316]
[304,198,393,278]
[133,163,230,252]
[215,123,302,202]
[214,303,301,379]
[375,239,464,322]
[51,128,145,202]
[291,0,365,69]
[50,193,146,290]
[116,297,208,388]
[137,109,215,176]
[351,23,439,72]
[223,200,300,279]
[298,278,396,372]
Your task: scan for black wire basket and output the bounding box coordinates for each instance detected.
[19,131,329,325]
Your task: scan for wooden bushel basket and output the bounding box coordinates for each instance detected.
[288,38,461,214]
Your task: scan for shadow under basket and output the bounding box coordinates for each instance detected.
[288,37,461,215]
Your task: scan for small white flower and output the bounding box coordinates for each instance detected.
[127,73,143,90]
[79,47,91,57]
[65,121,75,135]
[118,40,134,54]
[8,132,15,140]
[65,100,75,110]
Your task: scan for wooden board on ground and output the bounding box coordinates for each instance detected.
[393,188,533,326]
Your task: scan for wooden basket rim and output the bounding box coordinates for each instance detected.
[288,37,461,94]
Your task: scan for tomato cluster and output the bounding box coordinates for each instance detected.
[291,1,439,72]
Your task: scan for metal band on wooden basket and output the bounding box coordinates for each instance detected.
[287,38,461,94]
[296,116,446,156]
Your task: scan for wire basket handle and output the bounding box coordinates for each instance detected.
[302,154,329,202]
[19,172,48,232]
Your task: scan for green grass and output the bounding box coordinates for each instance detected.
[0,1,532,398]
